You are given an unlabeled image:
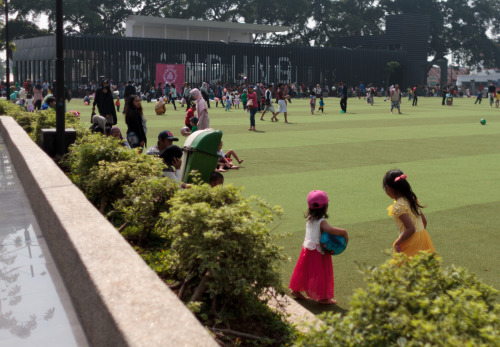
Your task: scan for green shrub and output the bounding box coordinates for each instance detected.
[86,153,164,212]
[114,176,179,241]
[61,132,134,189]
[157,183,287,320]
[0,100,83,143]
[295,252,500,347]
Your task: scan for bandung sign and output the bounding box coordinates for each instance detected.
[156,64,185,94]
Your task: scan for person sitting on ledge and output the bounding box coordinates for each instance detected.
[146,130,179,156]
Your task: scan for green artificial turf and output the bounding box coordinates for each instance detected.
[70,96,500,311]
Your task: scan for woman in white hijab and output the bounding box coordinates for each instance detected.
[190,88,210,130]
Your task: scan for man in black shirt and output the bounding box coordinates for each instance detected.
[488,82,497,108]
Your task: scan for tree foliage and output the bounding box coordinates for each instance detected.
[296,252,500,346]
[380,0,500,68]
[8,0,133,36]
[9,0,500,67]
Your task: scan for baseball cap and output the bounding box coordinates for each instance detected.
[158,130,179,141]
[307,190,329,209]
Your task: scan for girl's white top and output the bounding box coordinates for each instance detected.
[303,218,325,254]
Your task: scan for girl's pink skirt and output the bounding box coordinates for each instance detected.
[289,247,334,300]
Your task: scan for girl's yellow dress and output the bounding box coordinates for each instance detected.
[388,197,435,257]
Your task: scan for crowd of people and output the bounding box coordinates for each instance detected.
[5,74,498,308]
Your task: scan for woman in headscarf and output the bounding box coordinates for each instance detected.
[33,80,44,110]
[190,88,210,130]
[93,80,117,125]
[200,82,210,108]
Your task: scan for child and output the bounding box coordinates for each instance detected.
[495,90,499,108]
[241,89,248,111]
[234,93,240,108]
[185,103,196,129]
[289,190,348,304]
[318,97,324,113]
[216,141,243,172]
[309,92,316,115]
[383,169,435,257]
[189,117,198,133]
[225,92,232,111]
[210,171,224,187]
[115,98,121,112]
[26,94,35,112]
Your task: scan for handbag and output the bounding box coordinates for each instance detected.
[246,99,254,107]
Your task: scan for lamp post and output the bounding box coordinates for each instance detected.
[5,0,9,101]
[55,0,65,156]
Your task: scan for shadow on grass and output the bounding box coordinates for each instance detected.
[288,296,349,315]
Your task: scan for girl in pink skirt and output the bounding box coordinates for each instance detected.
[289,190,348,304]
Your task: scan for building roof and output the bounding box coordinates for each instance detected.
[126,15,289,34]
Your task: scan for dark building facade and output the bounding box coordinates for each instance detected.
[339,14,432,86]
[12,15,431,92]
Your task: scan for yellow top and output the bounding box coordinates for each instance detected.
[387,197,424,235]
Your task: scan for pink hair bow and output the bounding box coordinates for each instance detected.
[394,174,407,183]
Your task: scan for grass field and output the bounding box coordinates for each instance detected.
[70,95,500,314]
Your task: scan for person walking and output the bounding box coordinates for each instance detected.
[274,83,289,123]
[340,81,348,113]
[383,170,435,257]
[190,88,210,130]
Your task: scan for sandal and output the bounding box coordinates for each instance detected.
[291,291,307,300]
[318,299,337,305]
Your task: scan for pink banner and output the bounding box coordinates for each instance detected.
[155,64,185,95]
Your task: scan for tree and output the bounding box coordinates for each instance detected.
[385,61,400,89]
[7,0,134,35]
[380,0,500,68]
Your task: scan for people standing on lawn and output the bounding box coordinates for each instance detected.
[383,169,435,257]
[246,85,258,131]
[390,84,402,114]
[475,90,483,104]
[274,83,289,123]
[412,85,418,106]
[93,79,117,125]
[340,81,348,113]
[170,84,178,110]
[261,85,276,121]
[488,82,496,108]
[289,190,348,305]
[190,88,210,130]
[318,97,325,113]
[124,95,147,149]
[309,91,316,115]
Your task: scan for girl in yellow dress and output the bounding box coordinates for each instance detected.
[383,169,435,257]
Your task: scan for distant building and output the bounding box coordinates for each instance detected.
[125,15,289,44]
[456,69,500,90]
[12,15,429,91]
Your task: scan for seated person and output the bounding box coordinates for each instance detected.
[216,141,243,172]
[155,98,166,115]
[160,145,190,189]
[189,117,198,133]
[160,145,183,181]
[110,126,131,148]
[185,103,196,128]
[210,171,224,187]
[146,130,179,155]
[41,97,56,110]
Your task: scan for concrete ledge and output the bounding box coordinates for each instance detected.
[0,116,217,347]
